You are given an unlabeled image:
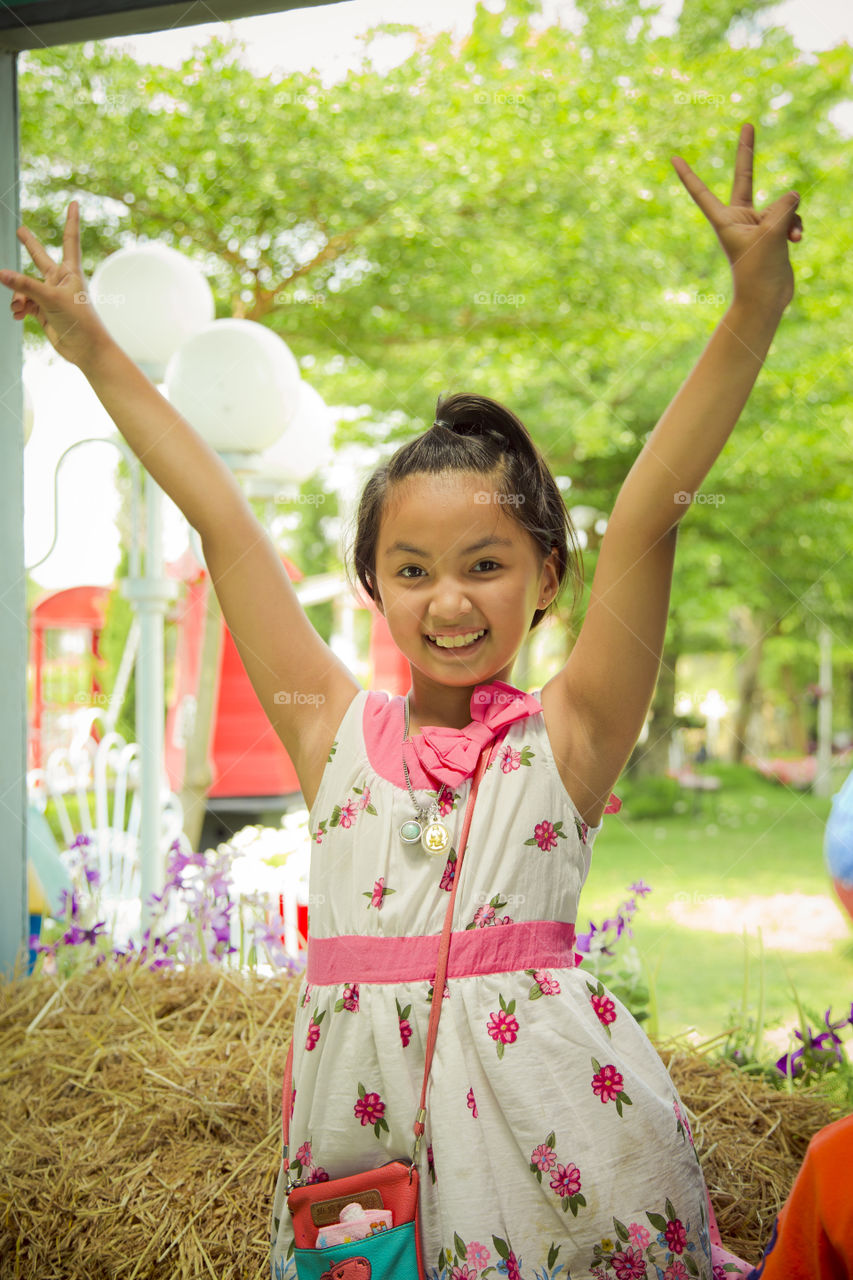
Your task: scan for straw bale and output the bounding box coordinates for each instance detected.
[1,965,846,1277]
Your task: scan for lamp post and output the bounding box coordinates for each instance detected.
[89,243,214,923]
[163,314,306,847]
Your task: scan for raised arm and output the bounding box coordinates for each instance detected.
[544,125,803,825]
[1,204,360,807]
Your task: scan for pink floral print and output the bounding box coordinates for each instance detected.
[396,998,412,1047]
[439,850,457,891]
[435,785,455,816]
[529,1133,586,1216]
[334,983,359,1013]
[466,1241,490,1269]
[355,784,373,811]
[353,1082,389,1138]
[673,1098,694,1145]
[500,743,534,773]
[487,994,519,1058]
[466,1087,478,1118]
[628,1222,651,1249]
[592,993,617,1023]
[524,816,569,851]
[664,1219,687,1253]
[337,799,358,828]
[363,876,395,910]
[591,1057,633,1115]
[611,1245,647,1278]
[525,968,561,999]
[588,1202,704,1274]
[289,1136,328,1186]
[550,1162,582,1198]
[305,1009,325,1051]
[588,980,618,1033]
[530,1142,557,1172]
[467,895,513,930]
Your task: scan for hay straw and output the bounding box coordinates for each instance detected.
[0,965,846,1277]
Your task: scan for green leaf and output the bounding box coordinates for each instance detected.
[647,1211,668,1230]
[614,1217,629,1242]
[358,1081,366,1098]
[665,1197,676,1222]
[454,1232,466,1259]
[546,1130,555,1147]
[547,1243,560,1270]
[493,1235,510,1260]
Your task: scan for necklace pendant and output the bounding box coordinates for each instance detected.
[421,819,451,857]
[400,818,423,844]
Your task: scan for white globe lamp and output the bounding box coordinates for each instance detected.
[257,380,335,484]
[165,318,302,464]
[89,243,215,381]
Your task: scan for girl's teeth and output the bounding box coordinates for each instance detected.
[431,630,486,649]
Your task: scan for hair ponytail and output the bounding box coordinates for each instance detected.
[348,392,584,630]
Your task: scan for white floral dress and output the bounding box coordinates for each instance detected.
[270,686,729,1280]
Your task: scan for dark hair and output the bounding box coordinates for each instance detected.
[346,392,584,630]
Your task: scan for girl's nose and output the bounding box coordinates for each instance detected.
[428,583,474,626]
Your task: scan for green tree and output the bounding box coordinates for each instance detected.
[18,0,853,770]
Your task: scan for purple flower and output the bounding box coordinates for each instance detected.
[630,880,652,897]
[775,1008,850,1078]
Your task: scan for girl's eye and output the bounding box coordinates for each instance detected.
[397,560,500,579]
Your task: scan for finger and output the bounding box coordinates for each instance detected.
[62,201,83,274]
[789,213,803,242]
[15,224,56,276]
[762,190,801,236]
[0,267,50,304]
[729,122,754,208]
[671,156,726,223]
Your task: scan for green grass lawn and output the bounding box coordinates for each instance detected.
[580,764,853,1047]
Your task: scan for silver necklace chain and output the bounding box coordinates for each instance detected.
[401,692,451,855]
[402,693,434,819]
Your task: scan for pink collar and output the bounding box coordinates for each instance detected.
[405,679,542,789]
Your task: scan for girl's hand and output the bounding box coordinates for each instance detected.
[671,122,802,312]
[0,201,112,368]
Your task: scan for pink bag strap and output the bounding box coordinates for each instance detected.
[282,745,490,1189]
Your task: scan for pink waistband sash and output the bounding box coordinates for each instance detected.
[306,920,578,985]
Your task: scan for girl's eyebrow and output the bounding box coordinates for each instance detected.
[384,536,514,558]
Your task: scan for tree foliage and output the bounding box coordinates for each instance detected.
[18,0,853,750]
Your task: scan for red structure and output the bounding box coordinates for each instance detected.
[163,546,410,806]
[27,585,111,771]
[26,556,410,821]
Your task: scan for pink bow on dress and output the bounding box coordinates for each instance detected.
[408,680,540,788]
[408,679,622,818]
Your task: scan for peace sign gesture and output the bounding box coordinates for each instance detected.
[0,201,111,368]
[672,123,802,311]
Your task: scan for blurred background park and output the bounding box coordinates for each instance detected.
[19,0,853,1050]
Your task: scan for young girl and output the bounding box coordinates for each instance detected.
[2,123,802,1279]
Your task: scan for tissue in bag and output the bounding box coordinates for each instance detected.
[315,1200,393,1246]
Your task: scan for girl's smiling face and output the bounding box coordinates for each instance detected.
[373,471,560,695]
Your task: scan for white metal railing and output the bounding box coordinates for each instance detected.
[27,707,184,943]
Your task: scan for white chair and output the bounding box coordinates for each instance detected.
[27,707,185,944]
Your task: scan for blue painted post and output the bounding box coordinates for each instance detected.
[0,50,28,979]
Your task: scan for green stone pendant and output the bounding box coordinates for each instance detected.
[400,819,422,844]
